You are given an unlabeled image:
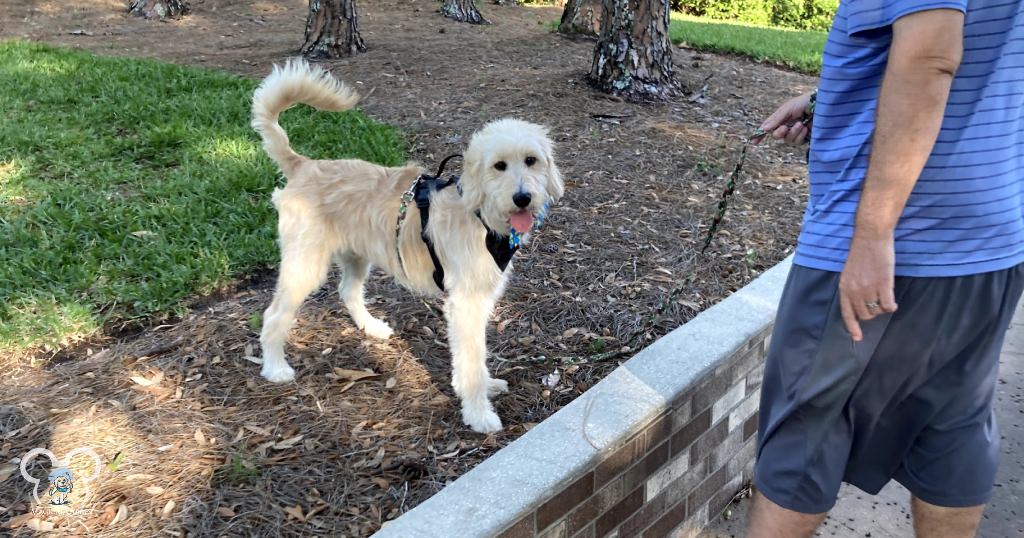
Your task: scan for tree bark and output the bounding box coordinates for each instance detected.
[558,0,602,37]
[128,0,190,19]
[441,0,489,24]
[301,0,367,60]
[589,0,679,101]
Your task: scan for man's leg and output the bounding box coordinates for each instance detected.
[911,496,984,538]
[752,267,882,532]
[746,491,827,538]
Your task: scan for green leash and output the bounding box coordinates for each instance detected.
[700,92,816,254]
[700,137,755,254]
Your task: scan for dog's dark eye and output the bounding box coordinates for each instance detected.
[525,156,537,166]
[494,161,507,171]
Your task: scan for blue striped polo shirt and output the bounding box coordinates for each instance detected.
[795,0,1024,277]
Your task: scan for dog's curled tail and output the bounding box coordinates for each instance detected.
[251,58,359,175]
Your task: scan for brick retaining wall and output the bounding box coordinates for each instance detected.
[374,257,791,538]
[500,329,768,538]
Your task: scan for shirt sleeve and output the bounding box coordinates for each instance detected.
[845,0,967,37]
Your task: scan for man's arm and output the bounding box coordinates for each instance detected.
[840,8,965,341]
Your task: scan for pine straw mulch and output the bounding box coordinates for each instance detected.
[0,1,815,536]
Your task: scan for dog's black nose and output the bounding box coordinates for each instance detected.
[513,192,532,208]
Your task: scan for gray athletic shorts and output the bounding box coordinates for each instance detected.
[755,263,1024,513]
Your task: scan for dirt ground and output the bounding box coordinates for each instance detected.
[0,1,814,536]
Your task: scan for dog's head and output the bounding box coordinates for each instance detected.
[460,118,563,238]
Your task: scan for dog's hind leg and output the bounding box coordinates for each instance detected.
[445,288,503,433]
[337,253,392,339]
[260,229,331,383]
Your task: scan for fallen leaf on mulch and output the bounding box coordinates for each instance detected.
[161,500,176,519]
[92,504,117,527]
[283,504,305,522]
[129,371,163,386]
[306,501,329,519]
[194,428,206,446]
[4,513,33,529]
[0,464,16,482]
[217,506,236,518]
[110,504,128,526]
[274,434,304,450]
[26,518,55,532]
[437,449,459,459]
[385,377,397,389]
[107,451,125,472]
[245,424,273,436]
[330,368,379,382]
[145,486,164,496]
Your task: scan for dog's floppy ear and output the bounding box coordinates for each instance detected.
[460,143,486,210]
[543,136,564,203]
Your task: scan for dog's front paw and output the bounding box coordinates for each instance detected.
[462,404,503,434]
[361,318,394,340]
[487,378,509,397]
[261,362,296,383]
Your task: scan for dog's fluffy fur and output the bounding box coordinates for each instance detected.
[251,59,563,433]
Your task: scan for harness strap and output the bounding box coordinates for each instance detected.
[479,210,517,271]
[400,153,521,293]
[415,156,462,291]
[416,182,448,291]
[433,153,463,180]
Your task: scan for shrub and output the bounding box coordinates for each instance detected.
[671,0,838,31]
[770,0,838,30]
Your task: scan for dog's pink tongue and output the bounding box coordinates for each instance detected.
[510,210,534,234]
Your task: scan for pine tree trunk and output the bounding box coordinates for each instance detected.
[558,0,602,37]
[301,0,367,59]
[441,0,489,24]
[128,0,190,19]
[589,0,679,101]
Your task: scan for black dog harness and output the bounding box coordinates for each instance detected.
[395,155,518,292]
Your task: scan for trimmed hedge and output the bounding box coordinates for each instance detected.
[670,0,838,31]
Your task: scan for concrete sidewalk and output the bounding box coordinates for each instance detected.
[700,301,1024,538]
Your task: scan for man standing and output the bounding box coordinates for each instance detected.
[749,1,1024,537]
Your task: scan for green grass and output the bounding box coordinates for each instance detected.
[547,13,826,74]
[215,450,262,486]
[669,13,826,74]
[0,41,406,351]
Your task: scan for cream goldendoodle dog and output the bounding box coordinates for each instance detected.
[250,60,563,433]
